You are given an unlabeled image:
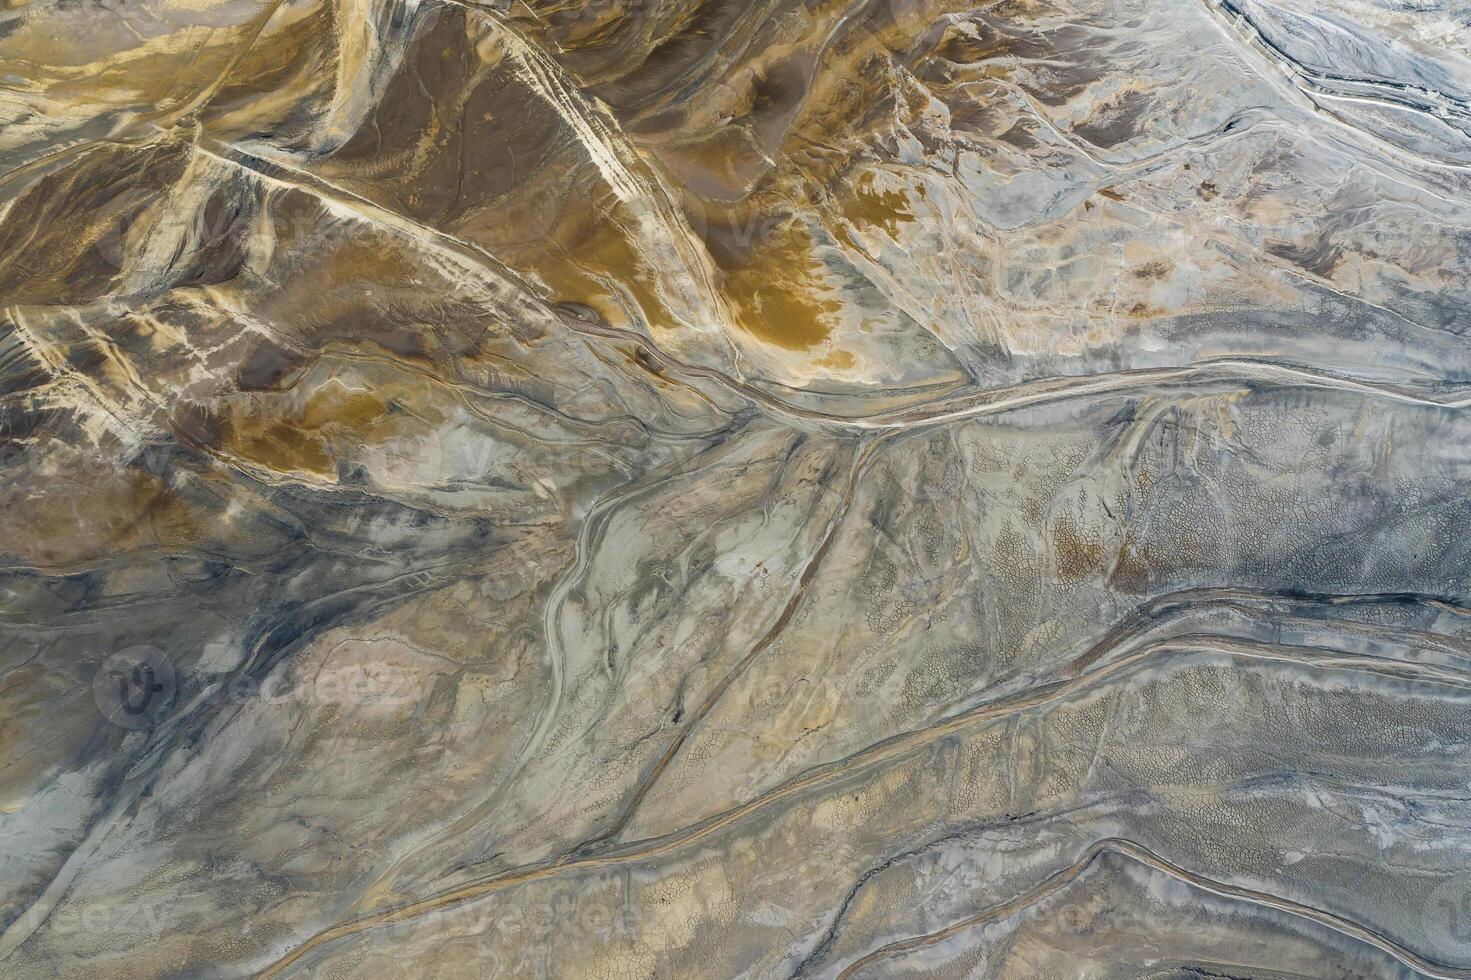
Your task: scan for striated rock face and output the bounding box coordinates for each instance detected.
[3,0,1471,975]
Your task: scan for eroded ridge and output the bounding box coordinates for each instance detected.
[2,0,1470,976]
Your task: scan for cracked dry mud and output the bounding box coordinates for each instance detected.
[3,0,1471,976]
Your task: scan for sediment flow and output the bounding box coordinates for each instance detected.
[2,0,1471,976]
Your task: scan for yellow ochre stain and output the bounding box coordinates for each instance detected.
[714,221,839,351]
[534,205,676,331]
[221,381,420,479]
[842,173,916,238]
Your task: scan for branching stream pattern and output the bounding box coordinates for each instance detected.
[3,0,1471,976]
